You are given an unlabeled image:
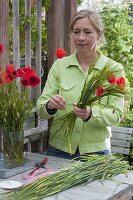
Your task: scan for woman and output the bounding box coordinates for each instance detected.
[36,10,125,159]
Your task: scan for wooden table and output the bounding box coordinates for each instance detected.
[0,153,133,200]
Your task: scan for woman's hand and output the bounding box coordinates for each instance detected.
[47,95,66,110]
[73,103,92,121]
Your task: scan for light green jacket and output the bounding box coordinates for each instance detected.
[36,51,125,154]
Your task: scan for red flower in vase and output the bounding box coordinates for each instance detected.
[28,74,40,87]
[2,64,19,83]
[20,66,40,87]
[21,78,29,87]
[22,73,40,88]
[95,87,105,96]
[0,43,41,147]
[56,48,67,59]
[21,66,36,75]
[6,64,18,79]
[17,68,26,77]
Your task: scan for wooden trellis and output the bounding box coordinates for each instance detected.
[12,0,42,100]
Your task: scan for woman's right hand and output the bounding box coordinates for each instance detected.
[47,95,66,110]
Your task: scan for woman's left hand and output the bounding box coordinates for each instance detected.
[73,103,92,121]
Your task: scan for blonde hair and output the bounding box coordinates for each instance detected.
[70,9,105,46]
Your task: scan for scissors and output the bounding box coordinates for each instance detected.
[22,157,53,185]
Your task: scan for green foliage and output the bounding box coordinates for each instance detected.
[77,0,84,5]
[42,0,52,10]
[100,3,133,79]
[0,82,33,132]
[99,2,133,127]
[119,103,133,128]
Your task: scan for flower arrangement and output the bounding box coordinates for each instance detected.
[0,63,40,132]
[0,43,40,167]
[52,49,127,142]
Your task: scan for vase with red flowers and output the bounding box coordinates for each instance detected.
[0,44,40,168]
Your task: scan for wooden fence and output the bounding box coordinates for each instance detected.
[12,0,42,100]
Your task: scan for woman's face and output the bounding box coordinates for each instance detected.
[72,17,99,54]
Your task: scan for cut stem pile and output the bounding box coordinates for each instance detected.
[0,155,132,200]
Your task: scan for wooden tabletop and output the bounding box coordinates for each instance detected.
[0,153,133,200]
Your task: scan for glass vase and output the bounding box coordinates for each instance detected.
[3,128,24,168]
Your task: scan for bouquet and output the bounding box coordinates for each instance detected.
[0,43,40,133]
[0,43,40,167]
[0,64,40,132]
[52,51,127,142]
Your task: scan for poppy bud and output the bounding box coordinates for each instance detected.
[56,48,67,59]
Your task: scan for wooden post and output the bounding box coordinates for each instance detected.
[25,0,32,101]
[0,0,9,158]
[47,0,65,72]
[47,0,77,72]
[64,0,77,55]
[12,0,20,69]
[25,0,31,67]
[36,0,42,99]
[0,0,9,67]
[35,0,42,127]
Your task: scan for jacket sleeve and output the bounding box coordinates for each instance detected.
[36,60,59,119]
[90,95,124,127]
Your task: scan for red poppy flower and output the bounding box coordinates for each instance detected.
[6,64,14,71]
[0,43,5,54]
[21,72,40,87]
[19,66,40,87]
[16,68,26,77]
[107,74,117,84]
[95,87,105,96]
[117,77,126,90]
[117,77,126,85]
[6,64,18,79]
[21,78,29,87]
[22,66,35,73]
[2,71,13,84]
[10,70,18,79]
[28,74,40,87]
[56,48,67,59]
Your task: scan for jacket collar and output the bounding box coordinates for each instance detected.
[65,51,109,70]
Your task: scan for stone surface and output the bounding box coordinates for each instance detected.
[0,158,36,178]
